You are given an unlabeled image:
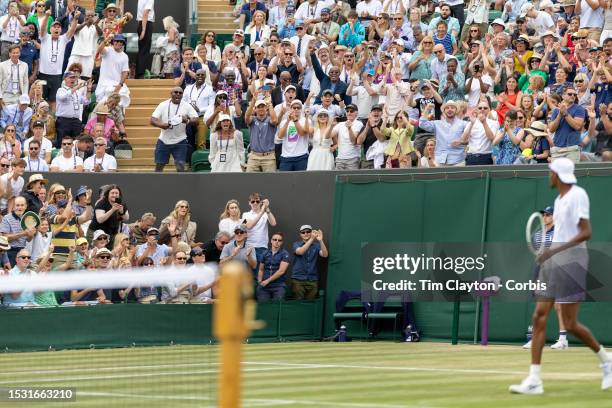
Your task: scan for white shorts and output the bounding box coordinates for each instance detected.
[66,55,95,78]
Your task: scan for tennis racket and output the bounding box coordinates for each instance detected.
[525,212,545,256]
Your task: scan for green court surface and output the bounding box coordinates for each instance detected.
[1,342,611,408]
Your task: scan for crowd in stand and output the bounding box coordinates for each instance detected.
[151,0,611,171]
[0,173,328,305]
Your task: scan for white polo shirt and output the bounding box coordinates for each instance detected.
[242,210,270,248]
[335,121,364,160]
[50,153,84,171]
[151,99,198,145]
[467,118,500,155]
[84,153,118,172]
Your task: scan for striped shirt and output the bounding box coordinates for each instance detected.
[0,212,26,248]
[533,226,554,252]
[51,217,78,255]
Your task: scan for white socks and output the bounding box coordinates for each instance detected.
[529,364,541,380]
[597,346,610,364]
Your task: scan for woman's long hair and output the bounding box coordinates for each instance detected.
[219,199,240,220]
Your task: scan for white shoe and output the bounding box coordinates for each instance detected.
[509,376,544,395]
[550,339,569,349]
[522,340,532,349]
[602,361,612,390]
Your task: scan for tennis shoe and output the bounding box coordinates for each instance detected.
[550,339,569,349]
[509,376,544,395]
[602,361,612,390]
[522,340,532,349]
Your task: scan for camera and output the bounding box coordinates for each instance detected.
[115,197,122,205]
[473,64,481,72]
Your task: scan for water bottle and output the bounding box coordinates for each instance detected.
[405,325,413,342]
[526,325,533,342]
[338,325,347,342]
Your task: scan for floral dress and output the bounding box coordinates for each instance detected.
[496,128,521,165]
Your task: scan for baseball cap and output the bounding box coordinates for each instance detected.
[255,99,267,107]
[520,3,534,16]
[234,29,244,36]
[234,224,247,233]
[371,104,383,111]
[299,225,313,232]
[540,206,554,215]
[32,120,44,128]
[322,89,334,96]
[285,85,297,93]
[321,7,330,14]
[549,158,577,184]
[76,237,88,246]
[63,71,76,78]
[345,103,358,111]
[295,20,305,27]
[147,227,160,235]
[18,94,30,105]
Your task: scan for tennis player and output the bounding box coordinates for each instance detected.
[510,158,612,394]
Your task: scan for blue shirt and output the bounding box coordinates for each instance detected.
[550,104,585,147]
[173,62,203,88]
[0,212,26,249]
[3,267,36,306]
[19,42,39,77]
[249,116,276,153]
[0,105,33,143]
[291,241,321,281]
[419,117,468,165]
[136,243,172,265]
[261,248,290,286]
[593,82,612,117]
[240,2,267,29]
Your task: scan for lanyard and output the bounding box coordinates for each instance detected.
[308,4,318,17]
[189,84,207,104]
[11,108,24,127]
[51,38,59,56]
[10,63,20,93]
[218,132,231,152]
[3,140,13,159]
[27,157,40,172]
[93,154,104,169]
[167,100,181,121]
[7,17,19,38]
[63,86,80,113]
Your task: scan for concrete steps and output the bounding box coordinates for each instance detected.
[198,0,236,34]
[122,79,174,172]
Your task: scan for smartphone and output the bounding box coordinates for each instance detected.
[115,197,122,205]
[261,85,272,92]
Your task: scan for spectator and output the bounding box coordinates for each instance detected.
[45,183,68,217]
[128,212,156,245]
[49,197,78,262]
[183,69,215,117]
[520,3,554,39]
[191,247,216,303]
[67,10,101,80]
[173,47,202,89]
[432,20,457,56]
[135,226,175,266]
[548,86,586,162]
[408,36,435,80]
[0,44,29,105]
[95,33,130,109]
[19,28,40,83]
[0,2,26,62]
[3,248,38,307]
[439,57,465,103]
[464,62,493,113]
[209,114,245,172]
[575,0,605,42]
[419,100,468,166]
[200,31,222,66]
[0,196,35,265]
[38,10,78,109]
[0,158,25,212]
[50,135,84,172]
[492,109,524,164]
[159,15,180,79]
[242,193,276,271]
[150,87,199,172]
[461,99,500,165]
[136,0,154,79]
[429,4,460,38]
[54,71,89,146]
[24,120,52,163]
[291,225,328,300]
[204,90,241,132]
[271,73,306,106]
[257,232,290,301]
[278,99,311,170]
[419,137,438,168]
[22,173,47,214]
[307,108,335,170]
[245,97,279,172]
[202,231,230,265]
[83,137,117,172]
[496,75,521,125]
[30,101,56,143]
[218,200,242,236]
[1,95,33,143]
[380,110,416,168]
[0,124,21,160]
[219,223,257,271]
[339,10,365,49]
[159,200,198,248]
[269,42,304,85]
[313,7,340,45]
[239,0,266,30]
[310,50,350,105]
[245,10,271,48]
[67,248,113,303]
[87,184,129,244]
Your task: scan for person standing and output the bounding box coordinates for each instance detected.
[242,192,277,273]
[0,44,29,105]
[510,158,612,394]
[257,233,290,302]
[244,97,279,172]
[291,225,328,300]
[136,0,154,79]
[150,87,199,172]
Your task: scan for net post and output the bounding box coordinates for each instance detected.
[213,261,261,408]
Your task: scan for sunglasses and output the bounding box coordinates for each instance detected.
[285,53,293,56]
[5,129,15,133]
[574,80,584,83]
[477,107,489,110]
[346,109,356,113]
[301,230,312,234]
[218,95,228,100]
[192,252,204,256]
[566,93,577,96]
[178,205,189,208]
[176,257,188,261]
[271,238,283,242]
[250,200,260,203]
[95,143,106,147]
[393,17,403,20]
[422,41,433,44]
[18,255,31,260]
[234,230,245,235]
[0,164,9,168]
[144,262,154,266]
[97,255,111,260]
[517,116,525,119]
[96,237,109,241]
[29,147,40,150]
[220,241,229,245]
[470,29,479,32]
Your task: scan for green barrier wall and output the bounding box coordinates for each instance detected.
[0,300,323,352]
[326,170,612,344]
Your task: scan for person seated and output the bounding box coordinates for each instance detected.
[84,104,118,144]
[24,120,53,164]
[3,249,39,308]
[50,135,84,172]
[159,200,199,248]
[160,250,195,303]
[83,137,117,172]
[135,257,159,304]
[191,247,217,303]
[0,95,33,143]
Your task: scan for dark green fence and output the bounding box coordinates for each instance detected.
[326,168,612,343]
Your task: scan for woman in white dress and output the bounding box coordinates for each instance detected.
[307,109,335,170]
[218,199,242,236]
[209,114,245,173]
[419,137,439,168]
